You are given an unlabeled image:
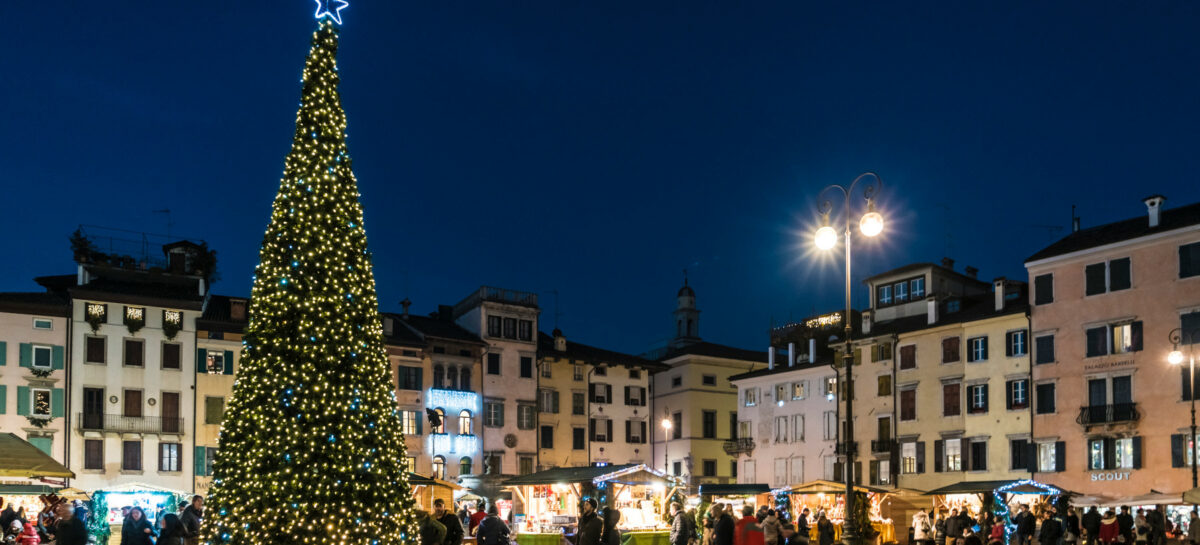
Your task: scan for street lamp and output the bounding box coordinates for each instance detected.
[1169,327,1200,488]
[661,416,673,476]
[813,172,883,545]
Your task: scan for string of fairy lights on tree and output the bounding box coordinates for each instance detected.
[201,2,418,544]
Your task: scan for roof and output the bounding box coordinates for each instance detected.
[196,294,249,334]
[923,480,1026,495]
[0,291,69,317]
[788,480,888,495]
[698,483,771,496]
[69,278,205,310]
[503,464,640,486]
[0,433,74,478]
[395,313,486,346]
[656,341,769,364]
[863,262,987,287]
[1026,200,1200,263]
[538,332,667,370]
[728,359,826,382]
[868,292,1028,338]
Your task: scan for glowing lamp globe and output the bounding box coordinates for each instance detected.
[859,211,884,237]
[814,226,838,250]
[661,418,673,430]
[1169,350,1185,365]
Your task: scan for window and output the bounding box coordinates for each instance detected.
[433,365,445,389]
[487,353,501,375]
[673,461,682,476]
[541,363,552,378]
[792,414,805,442]
[573,428,586,450]
[162,343,181,369]
[703,459,717,477]
[942,383,961,416]
[944,438,962,471]
[1035,335,1055,364]
[459,410,473,434]
[446,366,458,390]
[397,366,422,390]
[1181,242,1200,278]
[432,456,446,479]
[573,365,584,380]
[629,369,641,379]
[31,389,51,417]
[901,441,918,474]
[775,384,788,404]
[591,383,612,404]
[122,441,142,471]
[947,299,961,313]
[33,318,53,330]
[400,410,419,435]
[460,457,473,475]
[205,351,224,374]
[703,411,717,439]
[967,337,988,362]
[911,277,926,299]
[518,320,533,341]
[540,425,554,449]
[1034,274,1054,305]
[1087,322,1143,357]
[503,318,517,339]
[942,337,960,363]
[484,401,504,427]
[517,404,536,430]
[899,345,916,370]
[84,439,103,470]
[894,281,908,303]
[124,339,144,367]
[123,389,142,417]
[627,420,646,443]
[900,388,916,421]
[738,421,752,441]
[1038,441,1060,472]
[672,412,682,439]
[520,357,533,378]
[702,375,716,386]
[487,316,502,337]
[873,459,892,485]
[823,376,837,397]
[774,416,788,442]
[1035,383,1056,414]
[484,454,502,475]
[969,440,987,471]
[85,336,105,364]
[30,345,52,369]
[159,443,181,472]
[1086,258,1132,295]
[1006,330,1027,357]
[744,388,758,407]
[1007,379,1029,410]
[1010,439,1030,470]
[539,389,559,413]
[878,285,892,305]
[822,411,837,440]
[572,392,585,415]
[625,386,646,406]
[590,418,613,442]
[430,409,446,434]
[967,384,988,414]
[204,397,225,425]
[792,381,807,400]
[877,375,892,396]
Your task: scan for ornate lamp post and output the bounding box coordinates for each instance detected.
[1169,328,1200,488]
[814,172,883,545]
[661,416,673,476]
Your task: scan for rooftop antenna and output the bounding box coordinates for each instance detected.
[1071,204,1080,233]
[152,209,173,240]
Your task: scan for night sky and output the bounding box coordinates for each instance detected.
[4,2,1199,354]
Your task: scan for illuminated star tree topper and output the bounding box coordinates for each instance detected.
[315,0,349,25]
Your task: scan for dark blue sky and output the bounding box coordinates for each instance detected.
[4,2,1199,354]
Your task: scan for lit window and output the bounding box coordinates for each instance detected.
[894,281,908,303]
[432,456,445,480]
[1038,442,1057,472]
[32,389,52,417]
[775,384,788,404]
[910,277,925,299]
[792,382,807,400]
[458,410,472,435]
[744,388,757,407]
[901,442,917,474]
[400,411,418,435]
[878,285,892,305]
[573,365,584,381]
[944,438,962,471]
[206,352,225,374]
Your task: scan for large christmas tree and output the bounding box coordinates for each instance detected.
[201,10,418,545]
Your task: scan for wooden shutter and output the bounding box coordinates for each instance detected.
[195,446,207,476]
[1131,321,1143,351]
[981,384,989,413]
[981,338,989,360]
[900,345,916,369]
[1006,381,1014,410]
[624,386,632,405]
[196,348,206,373]
[934,440,944,472]
[606,420,613,443]
[871,345,880,362]
[552,391,560,413]
[1005,332,1014,357]
[416,411,423,435]
[900,389,916,420]
[942,338,960,363]
[916,441,926,473]
[962,440,971,471]
[16,386,29,416]
[0,385,5,415]
[869,460,879,485]
[52,345,65,370]
[590,418,596,440]
[1055,441,1066,472]
[640,421,647,444]
[976,442,987,471]
[223,350,234,375]
[625,421,632,443]
[1132,436,1143,469]
[51,388,64,418]
[1172,434,1185,468]
[19,343,33,367]
[943,383,960,416]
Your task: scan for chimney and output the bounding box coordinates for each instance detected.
[769,346,777,369]
[1144,195,1166,228]
[808,338,816,364]
[993,278,1006,311]
[553,328,567,352]
[401,298,412,319]
[437,304,453,321]
[941,257,955,270]
[787,342,796,368]
[383,316,394,336]
[927,297,938,325]
[965,266,978,279]
[862,310,872,335]
[229,299,247,321]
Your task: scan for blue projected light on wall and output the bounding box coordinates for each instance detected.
[428,433,479,455]
[426,389,480,413]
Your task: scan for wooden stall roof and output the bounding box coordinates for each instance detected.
[788,480,887,495]
[504,464,641,487]
[0,433,73,478]
[699,483,771,496]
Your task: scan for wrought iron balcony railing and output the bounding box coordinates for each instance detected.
[871,439,895,453]
[723,437,755,455]
[77,413,184,434]
[1076,403,1140,425]
[835,440,859,456]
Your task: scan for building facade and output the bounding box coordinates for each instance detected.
[193,295,247,495]
[1025,196,1200,496]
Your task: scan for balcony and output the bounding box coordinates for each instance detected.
[835,441,859,456]
[871,439,895,454]
[1076,403,1140,426]
[723,438,755,455]
[77,413,184,434]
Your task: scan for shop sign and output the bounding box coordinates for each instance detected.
[1090,471,1132,482]
[1083,359,1135,372]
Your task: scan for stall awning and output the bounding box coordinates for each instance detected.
[1185,488,1200,505]
[1108,492,1184,507]
[925,480,1020,495]
[409,472,464,490]
[699,484,771,496]
[788,480,887,495]
[0,484,59,495]
[503,464,639,486]
[0,433,73,478]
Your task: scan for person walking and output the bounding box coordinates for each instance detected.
[735,506,764,545]
[671,503,695,545]
[600,507,623,545]
[935,511,948,545]
[762,510,783,545]
[435,499,465,545]
[816,514,834,545]
[1015,505,1036,545]
[947,509,966,545]
[1083,507,1102,545]
[418,510,448,545]
[180,495,204,545]
[50,503,88,545]
[705,505,724,545]
[1040,507,1064,545]
[715,505,736,545]
[1065,507,1080,545]
[120,507,157,545]
[576,499,604,545]
[476,505,510,545]
[158,513,187,545]
[914,509,933,545]
[470,501,488,536]
[1099,511,1120,545]
[1118,507,1134,545]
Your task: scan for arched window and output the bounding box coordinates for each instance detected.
[447,366,459,390]
[433,365,445,389]
[460,368,472,392]
[459,410,472,435]
[432,456,445,480]
[432,408,445,434]
[460,456,473,476]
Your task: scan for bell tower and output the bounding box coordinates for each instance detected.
[672,273,701,346]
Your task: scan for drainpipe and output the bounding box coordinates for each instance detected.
[890,334,898,487]
[586,365,595,466]
[64,303,73,487]
[1026,309,1034,479]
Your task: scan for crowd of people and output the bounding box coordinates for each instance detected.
[911,504,1200,545]
[696,503,833,545]
[0,493,204,545]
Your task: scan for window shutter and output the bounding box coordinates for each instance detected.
[52,346,65,370]
[871,345,880,362]
[962,441,972,471]
[1185,366,1194,402]
[0,385,5,414]
[18,343,32,368]
[978,443,987,471]
[416,412,423,435]
[1055,441,1066,472]
[1005,333,1014,357]
[51,388,64,418]
[934,440,944,472]
[625,421,632,443]
[606,384,613,403]
[0,341,5,366]
[982,384,989,413]
[17,386,30,416]
[1104,438,1116,470]
[590,418,596,440]
[1132,436,1142,469]
[982,338,989,360]
[1131,321,1143,351]
[1005,381,1014,410]
[625,386,631,405]
[197,348,206,374]
[606,420,613,442]
[1172,434,1185,468]
[916,441,926,473]
[223,350,234,375]
[195,446,207,476]
[640,421,647,443]
[552,391,560,413]
[1025,443,1038,472]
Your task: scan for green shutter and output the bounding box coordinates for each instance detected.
[0,341,6,365]
[51,345,65,370]
[16,386,30,416]
[195,446,207,476]
[28,436,52,456]
[51,388,64,418]
[0,385,6,414]
[224,350,234,375]
[415,412,423,435]
[197,348,206,374]
[19,343,32,368]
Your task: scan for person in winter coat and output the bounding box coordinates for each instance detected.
[575,499,604,545]
[1186,512,1199,545]
[16,522,39,545]
[816,514,834,545]
[975,513,991,545]
[715,506,736,545]
[761,510,783,545]
[947,509,965,545]
[1016,505,1037,545]
[50,504,87,545]
[670,503,694,545]
[121,507,157,545]
[180,495,204,545]
[1083,507,1103,545]
[795,509,811,545]
[705,504,724,545]
[418,510,448,545]
[914,509,933,545]
[988,520,1004,545]
[158,513,187,545]
[599,507,622,545]
[935,512,948,545]
[1065,508,1081,545]
[1040,508,1064,545]
[470,501,488,537]
[476,505,510,545]
[1099,511,1120,545]
[735,506,765,545]
[1134,512,1149,545]
[1118,507,1134,545]
[436,499,465,545]
[0,504,17,538]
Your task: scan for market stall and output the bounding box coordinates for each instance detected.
[925,479,1064,542]
[409,472,464,511]
[504,464,678,545]
[785,480,894,544]
[698,483,771,520]
[0,433,76,522]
